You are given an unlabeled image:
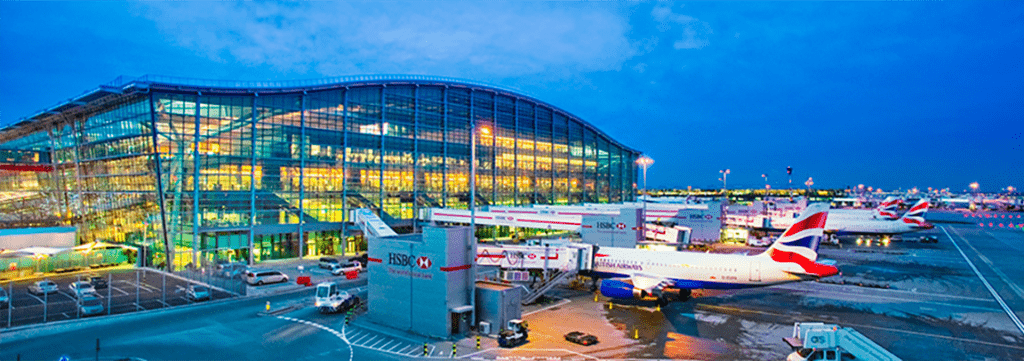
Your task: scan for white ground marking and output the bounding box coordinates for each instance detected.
[941,226,1024,336]
[523,297,572,316]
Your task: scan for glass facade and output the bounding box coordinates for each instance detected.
[0,76,639,269]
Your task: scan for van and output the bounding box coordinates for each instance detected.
[246,270,289,286]
[318,257,339,269]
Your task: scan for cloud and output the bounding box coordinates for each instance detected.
[651,4,712,50]
[138,2,639,77]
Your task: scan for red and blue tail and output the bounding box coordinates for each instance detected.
[761,203,838,277]
[874,196,902,220]
[900,199,933,229]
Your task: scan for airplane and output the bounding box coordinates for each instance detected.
[824,199,933,235]
[827,196,902,220]
[590,203,839,306]
[766,199,932,236]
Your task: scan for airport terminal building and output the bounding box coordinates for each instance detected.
[0,75,639,269]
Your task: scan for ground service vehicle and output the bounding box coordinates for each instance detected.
[564,331,598,346]
[498,319,529,348]
[314,283,359,314]
[784,322,901,361]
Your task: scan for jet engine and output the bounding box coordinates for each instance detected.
[599,279,692,304]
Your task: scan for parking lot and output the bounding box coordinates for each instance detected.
[1,268,237,328]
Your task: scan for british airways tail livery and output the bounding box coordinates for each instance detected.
[827,196,902,220]
[899,199,933,229]
[592,203,838,306]
[874,196,903,220]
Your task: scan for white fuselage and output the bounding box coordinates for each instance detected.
[769,215,920,235]
[592,247,806,289]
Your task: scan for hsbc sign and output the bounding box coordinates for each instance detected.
[389,253,432,270]
[594,222,628,230]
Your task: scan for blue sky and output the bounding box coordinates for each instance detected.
[1,2,1021,192]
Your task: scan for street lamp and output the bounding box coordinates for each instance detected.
[636,155,654,222]
[719,169,730,190]
[804,177,814,195]
[470,126,491,239]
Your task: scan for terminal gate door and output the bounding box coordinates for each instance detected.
[749,260,761,282]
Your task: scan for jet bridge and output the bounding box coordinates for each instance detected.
[352,208,398,238]
[475,242,597,305]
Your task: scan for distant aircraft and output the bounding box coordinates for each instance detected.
[828,196,902,220]
[591,203,838,306]
[825,199,933,235]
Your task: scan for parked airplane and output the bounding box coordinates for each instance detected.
[591,203,839,306]
[766,199,932,236]
[825,199,933,235]
[828,196,902,220]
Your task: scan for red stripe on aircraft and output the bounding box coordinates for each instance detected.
[769,249,838,277]
[782,212,828,237]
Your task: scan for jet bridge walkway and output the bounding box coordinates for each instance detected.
[476,242,597,305]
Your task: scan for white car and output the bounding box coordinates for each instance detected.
[330,261,362,276]
[69,281,97,298]
[78,294,104,316]
[245,270,289,286]
[29,280,59,295]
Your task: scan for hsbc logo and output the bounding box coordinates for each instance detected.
[595,222,628,230]
[416,256,432,269]
[388,253,432,270]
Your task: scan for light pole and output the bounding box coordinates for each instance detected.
[969,182,980,209]
[761,174,769,195]
[636,155,654,223]
[470,126,490,240]
[719,169,730,191]
[805,177,814,196]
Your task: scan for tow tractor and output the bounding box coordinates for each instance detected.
[314,282,359,314]
[497,319,529,348]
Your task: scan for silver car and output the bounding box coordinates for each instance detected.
[29,280,58,295]
[78,294,104,316]
[245,270,288,286]
[186,285,210,301]
[69,281,97,298]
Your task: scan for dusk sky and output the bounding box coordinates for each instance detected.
[1,2,1021,192]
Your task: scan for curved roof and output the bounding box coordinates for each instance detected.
[3,74,638,153]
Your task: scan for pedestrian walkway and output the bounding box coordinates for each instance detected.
[344,324,433,358]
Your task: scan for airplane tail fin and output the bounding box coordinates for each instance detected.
[874,196,902,220]
[761,203,837,277]
[900,199,932,228]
